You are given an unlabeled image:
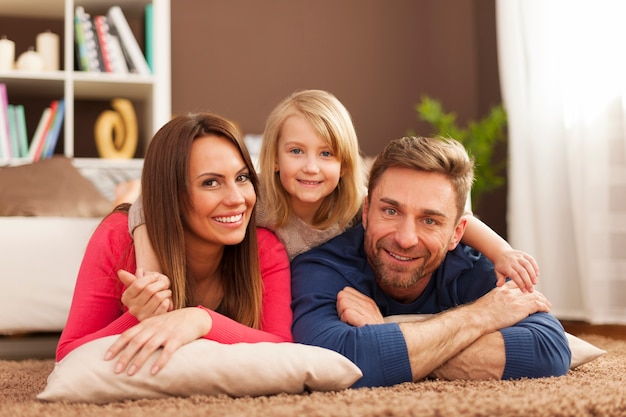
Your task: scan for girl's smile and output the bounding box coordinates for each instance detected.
[275,115,342,224]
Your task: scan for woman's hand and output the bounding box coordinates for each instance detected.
[118,268,173,321]
[492,249,539,292]
[104,307,212,375]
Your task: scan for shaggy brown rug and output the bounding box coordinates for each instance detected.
[1,334,624,417]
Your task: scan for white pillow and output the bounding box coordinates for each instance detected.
[37,336,362,403]
[566,331,607,369]
[383,314,606,369]
[0,217,101,335]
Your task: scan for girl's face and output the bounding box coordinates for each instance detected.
[184,134,256,248]
[275,115,342,223]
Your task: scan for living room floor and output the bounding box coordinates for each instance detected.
[1,322,625,361]
[561,321,626,340]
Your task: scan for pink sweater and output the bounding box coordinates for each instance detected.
[56,212,293,361]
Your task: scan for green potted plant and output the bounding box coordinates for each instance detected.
[413,95,507,211]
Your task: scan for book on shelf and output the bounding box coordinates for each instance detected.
[29,100,59,162]
[107,33,129,74]
[75,6,104,72]
[0,103,28,159]
[107,5,151,75]
[94,14,129,74]
[87,16,106,72]
[14,104,28,158]
[42,99,65,159]
[145,3,153,72]
[0,83,10,160]
[7,105,19,158]
[73,8,89,72]
[27,107,52,162]
[94,15,114,73]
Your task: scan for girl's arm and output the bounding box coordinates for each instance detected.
[121,197,171,321]
[461,215,539,292]
[132,225,162,273]
[128,196,162,273]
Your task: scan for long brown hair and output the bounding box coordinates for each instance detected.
[142,113,263,328]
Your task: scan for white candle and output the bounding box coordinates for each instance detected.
[0,37,15,71]
[36,31,59,71]
[16,48,44,72]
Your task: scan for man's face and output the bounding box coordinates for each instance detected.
[362,167,467,303]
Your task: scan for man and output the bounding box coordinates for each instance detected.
[290,136,571,388]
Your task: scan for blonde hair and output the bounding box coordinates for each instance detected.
[259,90,365,229]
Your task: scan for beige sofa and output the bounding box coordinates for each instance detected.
[0,157,140,358]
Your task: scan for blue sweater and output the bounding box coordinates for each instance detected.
[291,224,571,388]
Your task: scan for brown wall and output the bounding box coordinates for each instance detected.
[170,0,507,237]
[1,0,506,237]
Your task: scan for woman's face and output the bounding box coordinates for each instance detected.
[274,115,342,222]
[183,134,256,248]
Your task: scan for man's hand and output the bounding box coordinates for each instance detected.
[399,280,551,382]
[118,268,173,321]
[492,249,539,292]
[336,286,384,327]
[471,280,551,333]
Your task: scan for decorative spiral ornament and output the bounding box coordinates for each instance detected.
[94,98,138,159]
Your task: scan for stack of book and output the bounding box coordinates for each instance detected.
[74,5,152,75]
[0,83,64,163]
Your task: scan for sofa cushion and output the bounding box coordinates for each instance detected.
[0,156,111,217]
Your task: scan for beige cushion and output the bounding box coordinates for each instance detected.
[37,335,362,403]
[567,331,607,369]
[0,156,111,217]
[383,314,606,369]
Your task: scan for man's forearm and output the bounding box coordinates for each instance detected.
[429,331,505,380]
[399,280,553,382]
[399,307,489,381]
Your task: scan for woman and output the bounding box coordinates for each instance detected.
[56,113,292,376]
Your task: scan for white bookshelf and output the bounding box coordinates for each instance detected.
[0,0,171,168]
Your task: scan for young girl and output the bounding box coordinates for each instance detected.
[125,90,538,320]
[57,113,292,376]
[255,89,366,259]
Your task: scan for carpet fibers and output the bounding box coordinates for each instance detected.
[1,334,625,417]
